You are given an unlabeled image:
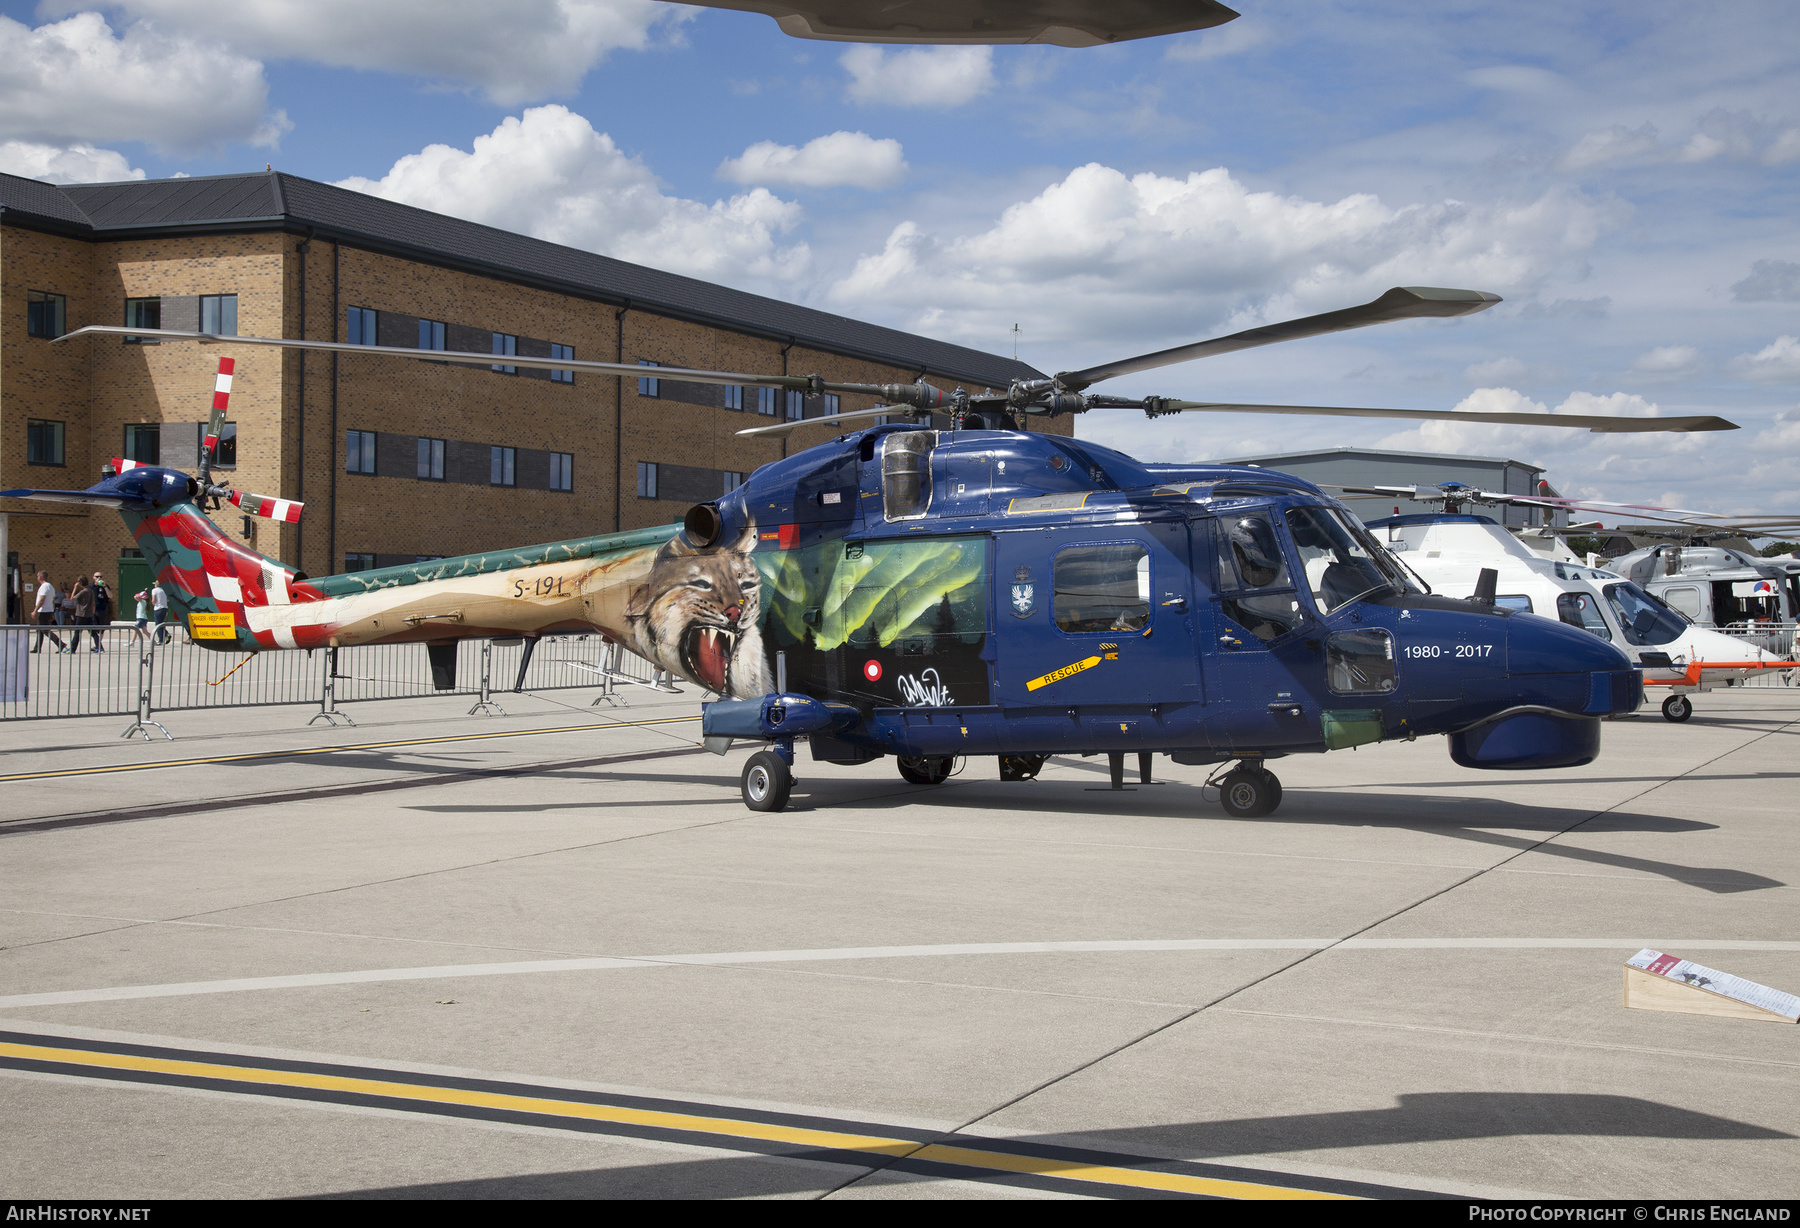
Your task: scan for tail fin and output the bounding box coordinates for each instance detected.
[6,465,314,651]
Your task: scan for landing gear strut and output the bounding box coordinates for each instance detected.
[1662,694,1693,723]
[1213,761,1283,818]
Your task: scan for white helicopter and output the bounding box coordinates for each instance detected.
[1330,483,1793,722]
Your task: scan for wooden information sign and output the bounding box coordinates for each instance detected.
[1624,949,1800,1024]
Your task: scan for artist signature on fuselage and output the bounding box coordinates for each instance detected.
[897,668,954,707]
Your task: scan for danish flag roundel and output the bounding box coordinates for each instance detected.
[863,660,882,683]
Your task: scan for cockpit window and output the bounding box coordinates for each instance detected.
[1557,591,1611,641]
[1214,513,1303,642]
[1285,506,1405,612]
[881,431,934,519]
[1605,582,1688,646]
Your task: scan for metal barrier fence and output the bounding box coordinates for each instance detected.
[1714,623,1799,689]
[0,624,665,730]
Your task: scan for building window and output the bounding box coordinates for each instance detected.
[346,429,376,474]
[344,553,376,572]
[27,419,64,465]
[418,319,446,351]
[27,291,65,340]
[549,452,574,491]
[823,393,840,417]
[722,471,744,494]
[346,306,378,345]
[200,294,237,336]
[214,421,237,468]
[416,555,443,563]
[724,385,743,411]
[550,343,575,383]
[637,462,659,499]
[757,387,776,416]
[638,360,659,397]
[124,297,160,343]
[491,332,516,374]
[786,390,804,421]
[417,437,445,481]
[490,445,516,487]
[124,424,160,464]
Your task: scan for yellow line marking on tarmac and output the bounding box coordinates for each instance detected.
[0,1039,1353,1199]
[0,715,701,783]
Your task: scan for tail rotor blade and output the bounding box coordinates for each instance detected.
[198,356,234,485]
[228,489,303,523]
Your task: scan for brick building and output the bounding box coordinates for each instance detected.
[0,169,1050,618]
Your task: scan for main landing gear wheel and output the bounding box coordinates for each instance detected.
[897,755,953,785]
[1662,694,1693,723]
[741,750,793,812]
[1218,766,1281,818]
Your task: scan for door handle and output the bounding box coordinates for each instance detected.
[1162,594,1188,611]
[1218,635,1242,648]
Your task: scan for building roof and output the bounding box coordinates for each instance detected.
[0,169,1043,388]
[1217,445,1542,471]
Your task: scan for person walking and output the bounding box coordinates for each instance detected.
[90,573,111,653]
[150,580,170,646]
[131,590,149,643]
[31,572,66,653]
[70,577,94,652]
[55,582,71,627]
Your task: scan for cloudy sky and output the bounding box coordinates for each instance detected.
[2,0,1796,521]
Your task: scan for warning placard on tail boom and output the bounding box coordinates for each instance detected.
[187,612,238,640]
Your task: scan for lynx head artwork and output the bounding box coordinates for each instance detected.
[624,522,773,699]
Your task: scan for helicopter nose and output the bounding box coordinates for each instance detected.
[1449,613,1639,771]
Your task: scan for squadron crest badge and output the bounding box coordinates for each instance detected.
[1011,564,1035,617]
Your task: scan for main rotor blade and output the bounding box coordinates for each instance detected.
[735,405,913,439]
[57,326,821,392]
[1135,400,1739,433]
[695,0,1239,46]
[1056,286,1503,391]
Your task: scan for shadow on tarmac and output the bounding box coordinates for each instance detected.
[308,1092,1791,1200]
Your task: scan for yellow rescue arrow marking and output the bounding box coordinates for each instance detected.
[1026,655,1102,692]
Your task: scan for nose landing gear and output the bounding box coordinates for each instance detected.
[741,748,794,811]
[1661,694,1693,723]
[1210,760,1284,818]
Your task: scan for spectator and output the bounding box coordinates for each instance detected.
[31,572,66,653]
[55,582,71,626]
[150,580,170,645]
[90,573,111,652]
[132,590,149,643]
[71,577,94,652]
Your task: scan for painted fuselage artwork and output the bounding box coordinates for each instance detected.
[7,423,1645,785]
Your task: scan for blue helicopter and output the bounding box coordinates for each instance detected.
[26,287,1736,814]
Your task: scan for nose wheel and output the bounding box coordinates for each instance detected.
[1213,762,1283,818]
[741,750,793,811]
[1661,694,1693,723]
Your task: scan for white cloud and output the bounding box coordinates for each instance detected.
[1555,109,1800,172]
[1464,357,1529,384]
[1164,19,1272,62]
[1555,123,1660,171]
[717,131,906,190]
[829,163,1620,353]
[336,105,809,283]
[1733,260,1800,302]
[0,12,275,152]
[0,140,143,183]
[1729,336,1800,384]
[41,0,680,105]
[1630,344,1701,379]
[840,45,994,108]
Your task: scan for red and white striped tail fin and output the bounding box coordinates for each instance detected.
[228,489,303,523]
